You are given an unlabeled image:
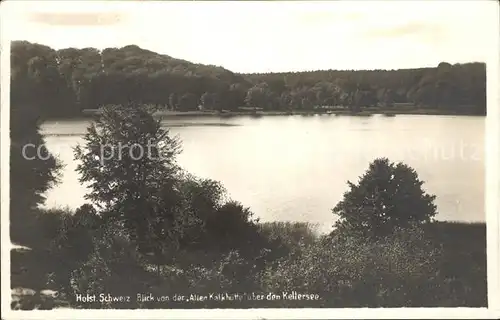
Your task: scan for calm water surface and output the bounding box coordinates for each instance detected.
[41,114,485,233]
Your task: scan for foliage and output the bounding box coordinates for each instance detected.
[258,221,318,247]
[74,104,184,256]
[12,207,487,309]
[11,42,76,118]
[332,158,437,239]
[51,205,101,264]
[70,104,267,293]
[10,50,63,242]
[259,225,445,307]
[10,95,63,245]
[67,221,150,308]
[205,201,258,246]
[420,221,487,306]
[245,83,272,110]
[257,222,318,262]
[11,41,486,117]
[200,92,220,110]
[171,173,264,254]
[246,63,486,114]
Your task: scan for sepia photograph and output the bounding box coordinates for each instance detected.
[1,0,499,319]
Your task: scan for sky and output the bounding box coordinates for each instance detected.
[1,0,498,73]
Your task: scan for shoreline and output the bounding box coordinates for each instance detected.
[58,108,486,121]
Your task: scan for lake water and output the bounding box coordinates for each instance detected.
[41,114,485,233]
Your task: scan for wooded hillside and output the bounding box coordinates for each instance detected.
[11,41,486,118]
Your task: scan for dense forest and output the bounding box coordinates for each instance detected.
[11,40,487,118]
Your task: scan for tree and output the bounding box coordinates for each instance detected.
[10,104,63,243]
[74,104,185,259]
[200,92,219,110]
[11,41,77,118]
[168,92,178,110]
[245,83,270,111]
[332,158,437,239]
[178,93,198,111]
[12,41,487,117]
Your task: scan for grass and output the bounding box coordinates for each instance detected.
[10,208,487,309]
[421,221,487,306]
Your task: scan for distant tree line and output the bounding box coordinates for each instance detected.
[11,41,486,118]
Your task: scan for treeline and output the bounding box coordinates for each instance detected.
[11,40,486,118]
[244,62,486,114]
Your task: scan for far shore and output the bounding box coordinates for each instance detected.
[71,107,486,120]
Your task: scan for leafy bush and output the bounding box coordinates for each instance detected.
[150,249,262,308]
[175,174,264,256]
[174,174,226,249]
[420,222,487,306]
[258,222,318,249]
[257,222,319,264]
[205,201,259,248]
[47,205,101,271]
[67,222,149,309]
[259,225,443,307]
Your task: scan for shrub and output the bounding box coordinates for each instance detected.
[67,222,148,309]
[259,225,443,307]
[257,222,319,263]
[46,205,103,298]
[258,222,318,248]
[51,205,100,263]
[205,201,259,249]
[159,249,261,308]
[175,174,264,257]
[175,174,227,249]
[15,208,69,249]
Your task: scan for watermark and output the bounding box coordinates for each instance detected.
[419,138,482,162]
[21,140,171,165]
[97,141,170,165]
[22,144,54,161]
[20,138,483,165]
[331,138,483,164]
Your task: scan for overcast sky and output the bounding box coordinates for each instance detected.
[1,1,498,73]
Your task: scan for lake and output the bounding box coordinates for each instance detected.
[41,114,485,233]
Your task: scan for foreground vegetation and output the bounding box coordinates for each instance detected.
[11,41,486,119]
[11,209,487,309]
[10,104,487,309]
